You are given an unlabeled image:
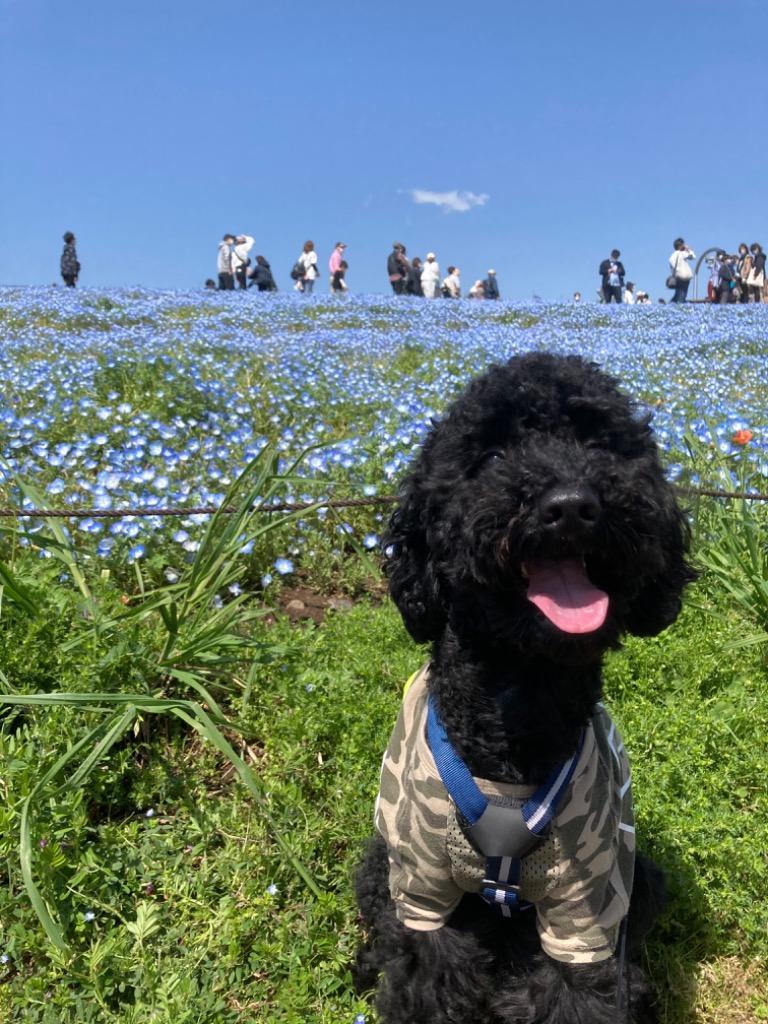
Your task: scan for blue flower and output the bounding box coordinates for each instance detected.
[128,544,145,562]
[274,557,294,575]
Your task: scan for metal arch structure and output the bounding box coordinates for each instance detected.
[692,247,721,300]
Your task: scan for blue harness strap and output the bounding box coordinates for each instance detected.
[427,695,584,913]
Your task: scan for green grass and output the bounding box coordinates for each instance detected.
[1,564,767,1021]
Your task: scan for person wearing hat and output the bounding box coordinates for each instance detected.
[232,234,254,290]
[420,252,440,298]
[328,242,347,291]
[387,242,409,295]
[483,268,500,300]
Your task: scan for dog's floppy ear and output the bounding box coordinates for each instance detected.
[624,498,698,636]
[383,482,446,644]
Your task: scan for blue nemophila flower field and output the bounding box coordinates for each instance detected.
[1,287,767,1022]
[1,287,767,575]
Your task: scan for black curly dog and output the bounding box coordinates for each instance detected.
[355,353,695,1023]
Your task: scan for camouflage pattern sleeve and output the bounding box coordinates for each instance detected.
[536,707,635,964]
[374,668,463,931]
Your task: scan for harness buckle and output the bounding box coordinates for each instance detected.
[482,878,521,896]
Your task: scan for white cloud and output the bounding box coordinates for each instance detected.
[410,189,489,214]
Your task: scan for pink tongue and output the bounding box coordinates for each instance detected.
[526,560,609,634]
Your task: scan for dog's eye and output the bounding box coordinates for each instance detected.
[479,449,505,466]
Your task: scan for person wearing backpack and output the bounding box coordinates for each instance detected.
[60,231,80,287]
[296,240,319,294]
[232,234,254,290]
[668,237,695,303]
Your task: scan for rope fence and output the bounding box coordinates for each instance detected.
[0,486,766,521]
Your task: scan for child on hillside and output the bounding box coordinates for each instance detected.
[331,260,349,294]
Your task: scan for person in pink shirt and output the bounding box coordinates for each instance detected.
[328,242,347,290]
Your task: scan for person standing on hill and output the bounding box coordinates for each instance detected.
[442,265,461,298]
[232,234,254,290]
[668,238,695,303]
[60,231,80,287]
[406,257,424,296]
[217,234,235,290]
[387,242,409,295]
[599,249,625,303]
[736,243,752,303]
[747,243,766,303]
[328,242,347,291]
[483,269,500,299]
[420,252,440,298]
[298,240,319,294]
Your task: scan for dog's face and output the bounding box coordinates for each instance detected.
[385,353,695,664]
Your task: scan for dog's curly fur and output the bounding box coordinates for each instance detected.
[355,353,696,1023]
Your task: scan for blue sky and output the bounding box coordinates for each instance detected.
[1,0,766,300]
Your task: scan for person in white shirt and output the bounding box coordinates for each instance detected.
[420,252,440,298]
[623,282,636,305]
[442,266,461,298]
[232,234,254,290]
[298,240,319,294]
[668,238,695,304]
[217,234,235,290]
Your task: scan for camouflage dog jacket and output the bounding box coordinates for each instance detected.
[374,666,635,964]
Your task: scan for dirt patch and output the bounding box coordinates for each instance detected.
[277,586,355,625]
[693,956,768,1023]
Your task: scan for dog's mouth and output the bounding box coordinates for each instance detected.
[523,559,609,635]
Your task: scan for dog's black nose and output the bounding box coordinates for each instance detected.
[539,485,601,537]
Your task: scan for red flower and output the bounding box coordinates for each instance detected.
[732,429,753,446]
